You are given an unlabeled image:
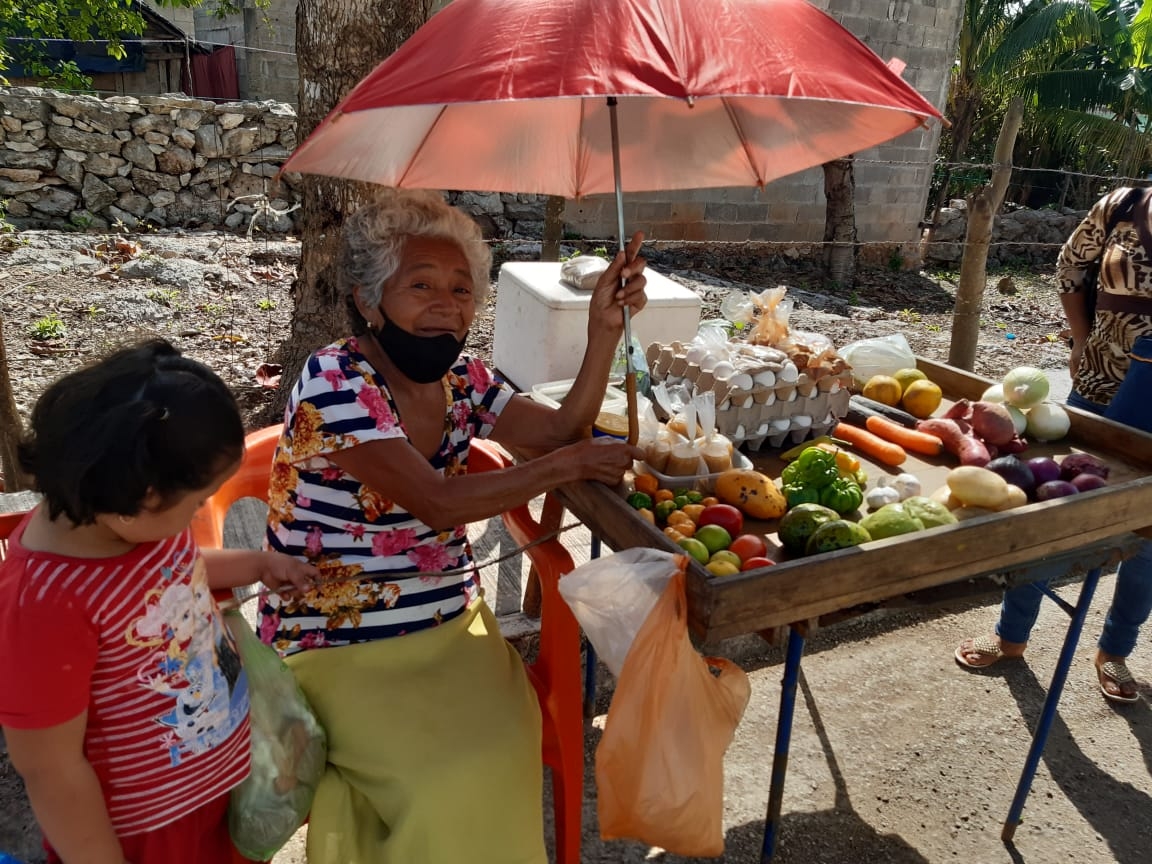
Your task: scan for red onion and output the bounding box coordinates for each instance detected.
[1070,473,1108,492]
[1035,480,1080,500]
[1026,457,1061,486]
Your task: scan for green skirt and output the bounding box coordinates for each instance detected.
[287,600,546,864]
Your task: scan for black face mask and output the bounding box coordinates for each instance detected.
[371,317,466,383]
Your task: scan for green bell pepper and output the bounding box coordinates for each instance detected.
[818,477,863,515]
[780,447,840,490]
[784,483,822,509]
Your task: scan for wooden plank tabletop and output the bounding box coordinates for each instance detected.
[554,358,1152,641]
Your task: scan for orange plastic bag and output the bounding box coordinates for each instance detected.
[595,558,751,857]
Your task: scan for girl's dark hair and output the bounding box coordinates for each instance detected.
[18,339,244,525]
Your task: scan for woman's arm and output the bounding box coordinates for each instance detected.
[5,713,127,864]
[202,548,317,593]
[327,435,640,531]
[491,232,648,452]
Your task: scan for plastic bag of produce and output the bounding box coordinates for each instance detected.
[840,332,916,386]
[558,548,678,676]
[224,611,326,861]
[595,561,751,856]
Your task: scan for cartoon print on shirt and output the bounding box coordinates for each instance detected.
[126,552,248,765]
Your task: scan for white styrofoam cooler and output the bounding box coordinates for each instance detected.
[492,262,702,390]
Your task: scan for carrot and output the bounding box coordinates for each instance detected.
[864,415,944,457]
[831,422,907,467]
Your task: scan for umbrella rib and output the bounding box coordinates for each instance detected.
[396,104,450,188]
[721,96,766,188]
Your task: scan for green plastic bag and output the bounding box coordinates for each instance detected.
[224,611,327,860]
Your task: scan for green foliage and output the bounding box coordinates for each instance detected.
[28,313,66,340]
[256,297,276,311]
[0,1,262,89]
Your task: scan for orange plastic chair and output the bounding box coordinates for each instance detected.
[194,429,586,864]
[0,509,29,561]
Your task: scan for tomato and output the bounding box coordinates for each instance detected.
[697,503,744,538]
[741,556,775,571]
[729,534,768,562]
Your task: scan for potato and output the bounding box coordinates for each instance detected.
[946,466,1010,509]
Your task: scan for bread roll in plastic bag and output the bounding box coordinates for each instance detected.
[839,332,915,386]
[224,611,326,860]
[595,559,751,856]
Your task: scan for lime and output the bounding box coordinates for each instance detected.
[708,550,743,569]
[677,537,710,564]
[705,559,741,577]
[695,524,732,555]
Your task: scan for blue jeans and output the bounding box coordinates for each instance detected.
[995,388,1152,657]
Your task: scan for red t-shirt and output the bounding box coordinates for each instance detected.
[0,514,250,836]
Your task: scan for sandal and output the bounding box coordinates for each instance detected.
[1096,659,1140,703]
[955,636,1011,670]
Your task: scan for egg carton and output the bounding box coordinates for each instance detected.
[646,340,853,451]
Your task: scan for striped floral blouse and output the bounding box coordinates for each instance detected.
[258,337,514,656]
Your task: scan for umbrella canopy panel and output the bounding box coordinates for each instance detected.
[284,0,942,196]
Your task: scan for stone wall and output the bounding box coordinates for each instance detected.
[923,203,1087,266]
[0,88,300,232]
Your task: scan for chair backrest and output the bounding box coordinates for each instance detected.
[0,510,29,562]
[467,441,581,714]
[191,425,281,550]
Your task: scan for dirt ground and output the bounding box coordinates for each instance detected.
[2,229,1148,863]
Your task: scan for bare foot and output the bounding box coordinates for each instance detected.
[955,635,1027,670]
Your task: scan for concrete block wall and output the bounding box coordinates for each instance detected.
[562,0,961,248]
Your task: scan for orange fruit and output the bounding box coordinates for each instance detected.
[862,374,903,407]
[892,368,927,394]
[901,379,943,419]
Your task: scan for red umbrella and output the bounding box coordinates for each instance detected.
[283,0,942,437]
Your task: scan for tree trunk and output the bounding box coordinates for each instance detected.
[821,157,857,288]
[0,312,30,492]
[540,195,566,262]
[271,0,434,418]
[948,98,1024,371]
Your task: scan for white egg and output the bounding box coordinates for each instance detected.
[731,373,754,390]
[700,355,720,372]
[753,370,776,387]
[711,361,736,380]
[685,345,707,364]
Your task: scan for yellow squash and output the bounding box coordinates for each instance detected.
[713,469,787,520]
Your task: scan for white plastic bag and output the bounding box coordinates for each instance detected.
[558,548,680,676]
[559,254,609,290]
[839,332,915,385]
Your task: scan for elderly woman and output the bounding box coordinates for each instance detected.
[258,188,646,863]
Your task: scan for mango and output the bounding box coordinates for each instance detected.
[713,469,787,520]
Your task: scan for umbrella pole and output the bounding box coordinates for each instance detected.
[607,97,639,445]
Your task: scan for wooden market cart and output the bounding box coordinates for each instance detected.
[550,359,1152,861]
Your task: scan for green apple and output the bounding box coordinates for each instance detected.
[694,524,732,556]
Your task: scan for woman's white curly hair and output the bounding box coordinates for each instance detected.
[340,188,492,332]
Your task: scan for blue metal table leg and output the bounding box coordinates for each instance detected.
[1001,566,1102,842]
[761,624,807,863]
[583,537,602,719]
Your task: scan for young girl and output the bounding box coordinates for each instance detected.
[0,340,315,864]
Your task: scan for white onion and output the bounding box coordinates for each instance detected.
[981,384,1006,403]
[1006,405,1027,436]
[1025,402,1070,441]
[1002,366,1050,409]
